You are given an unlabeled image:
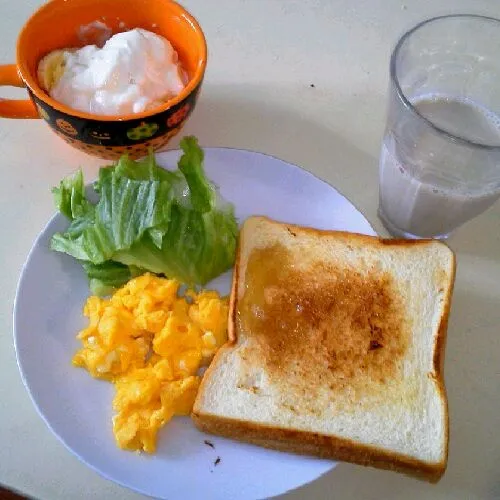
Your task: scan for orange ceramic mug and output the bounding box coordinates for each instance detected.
[0,0,207,159]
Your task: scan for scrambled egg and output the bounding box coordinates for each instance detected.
[73,273,228,453]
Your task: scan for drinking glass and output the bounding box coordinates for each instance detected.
[378,15,500,239]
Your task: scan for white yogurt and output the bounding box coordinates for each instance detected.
[49,28,186,115]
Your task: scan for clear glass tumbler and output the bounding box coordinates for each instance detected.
[378,14,500,239]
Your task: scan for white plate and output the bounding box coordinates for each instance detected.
[14,148,376,500]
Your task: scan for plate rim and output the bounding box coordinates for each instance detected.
[13,147,376,499]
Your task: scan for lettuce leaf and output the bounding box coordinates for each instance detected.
[52,169,91,219]
[50,136,238,294]
[81,261,145,296]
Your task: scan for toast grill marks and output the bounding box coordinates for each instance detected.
[237,242,411,414]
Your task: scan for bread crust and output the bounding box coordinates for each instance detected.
[431,245,456,481]
[191,411,446,483]
[193,216,455,483]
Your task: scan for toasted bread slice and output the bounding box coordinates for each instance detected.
[192,216,455,482]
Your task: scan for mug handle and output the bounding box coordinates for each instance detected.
[0,64,39,119]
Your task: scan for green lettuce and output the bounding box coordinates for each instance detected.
[50,136,238,295]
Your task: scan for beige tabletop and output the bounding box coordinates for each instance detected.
[1,0,499,499]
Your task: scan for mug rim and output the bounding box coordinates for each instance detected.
[16,0,207,123]
[390,13,500,151]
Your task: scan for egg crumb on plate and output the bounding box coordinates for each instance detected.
[72,273,228,453]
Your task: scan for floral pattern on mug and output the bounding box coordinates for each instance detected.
[126,122,159,141]
[167,103,190,128]
[56,118,78,136]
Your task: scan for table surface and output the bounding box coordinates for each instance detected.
[2,1,500,499]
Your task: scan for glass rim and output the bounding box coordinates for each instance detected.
[390,13,500,151]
